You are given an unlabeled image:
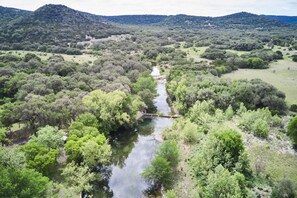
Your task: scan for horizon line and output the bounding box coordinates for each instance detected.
[1,4,297,17]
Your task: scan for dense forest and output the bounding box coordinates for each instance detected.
[0,3,297,198]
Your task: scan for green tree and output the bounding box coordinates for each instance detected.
[251,119,269,138]
[213,130,244,167]
[21,142,58,176]
[23,53,41,62]
[0,146,26,169]
[157,140,179,168]
[204,165,244,198]
[61,162,95,193]
[0,167,49,198]
[287,116,297,145]
[65,134,111,164]
[30,125,65,149]
[80,139,111,168]
[181,120,201,143]
[142,156,172,188]
[68,122,100,138]
[192,129,250,181]
[76,113,100,129]
[83,89,144,133]
[132,75,157,94]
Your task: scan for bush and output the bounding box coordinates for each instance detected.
[239,108,273,133]
[165,189,178,198]
[205,166,245,197]
[157,140,179,168]
[0,127,7,144]
[289,104,297,112]
[239,57,268,69]
[181,121,201,143]
[251,119,269,138]
[225,105,234,120]
[191,129,250,182]
[287,116,297,144]
[142,156,172,188]
[292,55,297,62]
[272,178,296,198]
[24,53,41,62]
[201,48,226,60]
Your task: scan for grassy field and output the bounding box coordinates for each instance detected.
[226,49,249,56]
[248,143,297,188]
[0,50,99,63]
[182,46,210,62]
[223,59,297,105]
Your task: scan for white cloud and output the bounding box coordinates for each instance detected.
[0,0,296,16]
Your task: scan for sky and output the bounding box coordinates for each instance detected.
[0,0,296,16]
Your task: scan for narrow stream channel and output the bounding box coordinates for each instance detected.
[95,67,173,197]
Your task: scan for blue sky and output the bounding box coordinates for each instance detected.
[1,0,296,16]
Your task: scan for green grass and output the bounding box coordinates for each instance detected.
[180,46,210,62]
[226,49,249,56]
[1,50,98,63]
[248,143,297,187]
[223,59,297,105]
[9,123,25,132]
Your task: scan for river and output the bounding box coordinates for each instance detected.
[94,67,173,197]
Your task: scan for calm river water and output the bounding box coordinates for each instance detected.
[95,67,173,198]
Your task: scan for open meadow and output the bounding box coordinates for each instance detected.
[223,59,297,105]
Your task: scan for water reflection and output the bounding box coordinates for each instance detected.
[94,67,173,197]
[154,80,171,114]
[108,118,172,198]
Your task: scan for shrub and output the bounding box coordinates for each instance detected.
[204,165,245,198]
[0,127,7,144]
[24,53,41,62]
[225,105,234,120]
[289,104,297,112]
[142,156,172,188]
[239,108,273,133]
[292,55,297,62]
[165,189,178,198]
[191,129,250,182]
[251,119,269,138]
[287,116,297,144]
[272,178,296,198]
[157,140,179,168]
[181,121,201,143]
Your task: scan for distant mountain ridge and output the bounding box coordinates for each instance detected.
[0,4,296,51]
[265,15,297,24]
[0,4,296,27]
[102,12,294,28]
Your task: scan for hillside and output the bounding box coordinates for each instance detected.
[0,4,126,51]
[0,6,30,28]
[265,15,297,24]
[102,12,292,29]
[102,15,168,25]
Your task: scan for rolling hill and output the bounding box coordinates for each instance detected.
[0,4,126,50]
[265,15,297,24]
[0,6,31,28]
[102,12,293,29]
